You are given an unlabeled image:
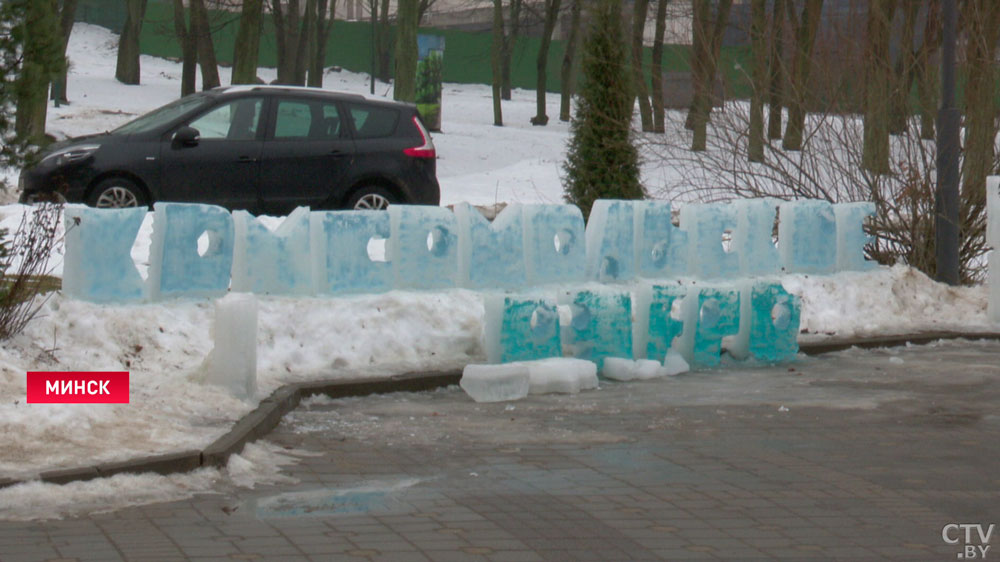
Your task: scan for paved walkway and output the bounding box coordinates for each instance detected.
[3,340,1000,561]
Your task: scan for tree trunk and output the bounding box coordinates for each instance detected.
[376,0,391,81]
[689,0,709,146]
[748,0,765,162]
[232,0,264,84]
[115,0,147,85]
[650,0,667,133]
[781,0,822,151]
[916,0,940,140]
[559,0,582,122]
[492,0,504,126]
[687,0,732,138]
[309,0,334,87]
[861,0,892,174]
[888,0,916,135]
[767,0,785,140]
[501,0,522,99]
[531,0,562,126]
[172,0,197,95]
[294,0,316,85]
[960,0,1000,221]
[191,0,220,89]
[51,0,78,103]
[394,0,418,101]
[272,0,302,85]
[631,0,653,131]
[15,0,64,142]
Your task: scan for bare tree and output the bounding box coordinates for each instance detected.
[781,0,823,151]
[394,0,418,101]
[767,0,786,140]
[308,0,335,87]
[530,0,562,125]
[501,0,522,99]
[115,0,148,85]
[861,0,893,174]
[172,0,197,95]
[748,0,765,162]
[191,0,220,89]
[232,0,264,84]
[689,0,732,151]
[51,0,78,103]
[650,0,668,133]
[631,0,652,131]
[492,0,504,125]
[559,0,582,122]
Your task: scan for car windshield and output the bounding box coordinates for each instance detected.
[112,94,212,135]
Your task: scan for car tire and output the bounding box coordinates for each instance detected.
[87,178,148,209]
[346,185,396,211]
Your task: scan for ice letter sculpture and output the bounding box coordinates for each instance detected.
[586,200,635,282]
[523,204,585,285]
[681,203,739,279]
[834,202,876,271]
[62,205,146,302]
[778,200,836,274]
[731,282,800,362]
[148,203,234,299]
[732,199,780,276]
[389,205,458,289]
[311,210,392,294]
[634,284,686,361]
[232,207,312,295]
[198,292,258,400]
[636,201,688,278]
[454,202,526,289]
[691,286,741,368]
[484,295,561,363]
[563,289,632,369]
[989,177,1000,324]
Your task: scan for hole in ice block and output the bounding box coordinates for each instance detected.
[570,303,591,330]
[669,299,684,321]
[771,302,791,330]
[366,236,387,262]
[529,305,558,343]
[426,226,449,257]
[130,211,153,281]
[721,229,733,253]
[553,229,574,255]
[600,256,619,280]
[650,240,669,268]
[197,230,211,257]
[699,298,720,329]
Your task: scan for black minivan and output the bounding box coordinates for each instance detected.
[19,86,439,214]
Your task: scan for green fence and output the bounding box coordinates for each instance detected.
[75,0,752,96]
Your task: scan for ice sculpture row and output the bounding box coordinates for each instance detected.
[62,199,874,302]
[485,283,800,369]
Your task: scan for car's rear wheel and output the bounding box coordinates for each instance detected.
[87,178,148,209]
[347,185,396,210]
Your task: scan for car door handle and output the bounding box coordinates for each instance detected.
[329,150,349,157]
[237,156,258,163]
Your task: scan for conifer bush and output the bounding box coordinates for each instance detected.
[563,0,645,220]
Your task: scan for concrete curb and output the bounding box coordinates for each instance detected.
[4,332,999,490]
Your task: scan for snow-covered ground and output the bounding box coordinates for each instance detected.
[0,23,994,519]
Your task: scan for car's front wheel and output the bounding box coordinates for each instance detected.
[87,177,148,209]
[346,186,396,211]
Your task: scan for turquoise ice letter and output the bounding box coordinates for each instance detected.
[311,210,392,294]
[635,284,686,361]
[565,290,632,369]
[523,204,585,285]
[389,205,458,289]
[834,202,876,271]
[585,200,635,282]
[232,207,312,295]
[636,201,688,278]
[778,200,836,274]
[454,202,526,289]
[484,295,561,363]
[62,205,146,303]
[148,203,234,300]
[692,286,740,368]
[680,203,739,279]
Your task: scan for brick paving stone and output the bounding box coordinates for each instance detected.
[2,342,1000,560]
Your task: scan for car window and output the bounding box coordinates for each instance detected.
[347,104,399,139]
[189,98,263,140]
[274,100,344,140]
[113,94,211,135]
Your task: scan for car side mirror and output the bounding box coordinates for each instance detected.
[173,126,200,147]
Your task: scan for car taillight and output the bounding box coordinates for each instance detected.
[403,115,436,159]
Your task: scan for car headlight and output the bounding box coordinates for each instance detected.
[41,144,100,167]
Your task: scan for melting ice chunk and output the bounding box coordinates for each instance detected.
[460,364,531,403]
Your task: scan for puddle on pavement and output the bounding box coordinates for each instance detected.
[251,478,421,518]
